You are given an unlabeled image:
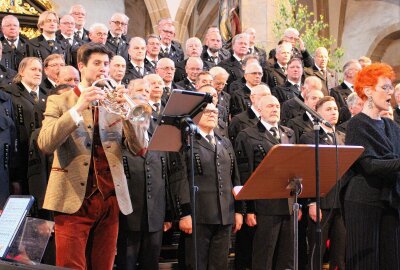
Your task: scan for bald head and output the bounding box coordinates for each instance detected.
[110,55,126,83]
[57,65,80,86]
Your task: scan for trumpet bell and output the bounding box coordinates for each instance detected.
[92,77,151,122]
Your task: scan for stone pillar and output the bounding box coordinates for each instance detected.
[240,0,278,52]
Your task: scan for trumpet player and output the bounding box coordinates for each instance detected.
[37,42,149,270]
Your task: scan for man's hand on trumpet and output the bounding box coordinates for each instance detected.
[74,86,106,114]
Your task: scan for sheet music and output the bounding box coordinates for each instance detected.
[0,197,32,258]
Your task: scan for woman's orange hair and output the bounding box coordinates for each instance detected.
[354,63,395,101]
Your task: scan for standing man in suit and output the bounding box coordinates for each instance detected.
[37,43,148,270]
[157,19,184,63]
[174,37,204,82]
[304,47,338,96]
[287,88,324,142]
[3,57,47,195]
[144,73,164,118]
[144,34,161,70]
[209,66,231,116]
[230,62,263,116]
[41,54,66,94]
[176,57,203,91]
[170,102,243,270]
[116,85,172,270]
[0,15,29,71]
[106,13,130,62]
[299,96,346,270]
[201,31,230,68]
[394,84,400,125]
[69,4,90,42]
[265,42,292,89]
[27,11,66,62]
[228,54,260,95]
[272,57,303,104]
[155,57,183,106]
[110,55,127,85]
[268,27,314,68]
[88,23,108,45]
[244,28,267,67]
[235,95,296,270]
[280,76,323,126]
[218,33,250,88]
[330,59,362,124]
[0,42,17,88]
[123,37,154,85]
[57,15,85,67]
[0,90,16,209]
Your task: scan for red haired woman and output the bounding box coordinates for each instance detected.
[344,63,400,270]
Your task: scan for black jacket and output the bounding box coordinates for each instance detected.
[235,121,296,215]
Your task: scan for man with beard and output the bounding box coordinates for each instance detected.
[201,31,230,67]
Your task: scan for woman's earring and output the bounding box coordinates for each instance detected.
[368,96,373,109]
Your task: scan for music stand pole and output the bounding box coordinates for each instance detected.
[288,178,303,270]
[181,117,199,270]
[313,120,322,270]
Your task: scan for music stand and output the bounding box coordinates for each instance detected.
[233,144,363,270]
[148,89,212,270]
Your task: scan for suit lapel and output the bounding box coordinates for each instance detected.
[198,135,215,152]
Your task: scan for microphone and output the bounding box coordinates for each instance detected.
[293,96,333,128]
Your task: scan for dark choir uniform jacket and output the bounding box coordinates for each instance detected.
[272,80,302,104]
[0,64,17,88]
[230,84,252,117]
[265,62,287,89]
[218,54,244,87]
[27,35,67,62]
[106,33,130,62]
[158,41,184,63]
[0,34,29,71]
[0,90,16,208]
[280,95,305,126]
[330,82,353,124]
[299,128,346,209]
[228,107,260,145]
[200,47,231,69]
[286,112,314,143]
[3,82,47,189]
[55,31,86,67]
[235,121,296,215]
[169,131,243,224]
[176,77,196,92]
[123,61,154,85]
[120,134,170,232]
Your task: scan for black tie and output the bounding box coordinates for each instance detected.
[30,91,38,104]
[113,37,120,46]
[164,47,169,56]
[327,132,335,144]
[282,66,286,74]
[8,39,16,49]
[248,48,253,54]
[270,127,280,142]
[153,102,160,113]
[136,66,142,76]
[164,87,171,96]
[75,30,81,39]
[211,56,218,64]
[47,40,55,47]
[206,134,215,150]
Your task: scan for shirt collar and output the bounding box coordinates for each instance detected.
[199,128,215,140]
[260,119,278,132]
[343,80,354,91]
[233,53,243,62]
[207,49,218,58]
[21,82,39,95]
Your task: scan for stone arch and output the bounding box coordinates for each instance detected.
[367,22,400,62]
[194,2,219,41]
[174,0,197,42]
[143,0,171,33]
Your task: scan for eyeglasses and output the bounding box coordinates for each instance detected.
[203,109,219,116]
[95,32,108,37]
[111,21,128,26]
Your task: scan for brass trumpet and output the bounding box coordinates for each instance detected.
[92,77,152,122]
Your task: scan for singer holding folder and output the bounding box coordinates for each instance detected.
[343,63,400,270]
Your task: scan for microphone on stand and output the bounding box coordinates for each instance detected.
[293,96,333,128]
